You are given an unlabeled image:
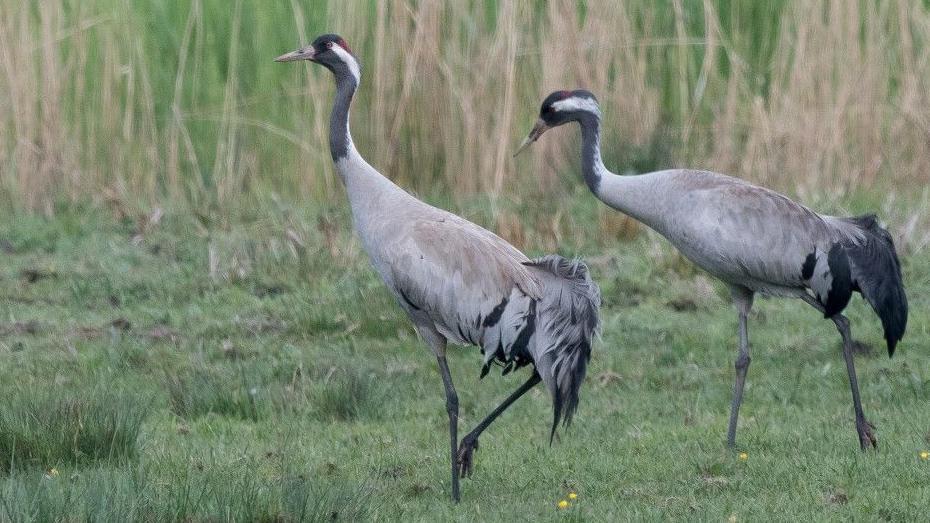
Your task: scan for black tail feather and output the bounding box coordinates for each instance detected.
[842,215,908,357]
[547,338,591,445]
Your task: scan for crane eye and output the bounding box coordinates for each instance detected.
[326,41,333,49]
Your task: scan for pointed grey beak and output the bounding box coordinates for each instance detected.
[513,119,550,157]
[275,45,316,62]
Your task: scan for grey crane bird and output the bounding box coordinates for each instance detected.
[517,89,907,450]
[275,38,600,502]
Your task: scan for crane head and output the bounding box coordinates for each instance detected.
[514,90,600,157]
[276,34,360,84]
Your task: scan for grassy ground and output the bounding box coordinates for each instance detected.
[0,197,928,521]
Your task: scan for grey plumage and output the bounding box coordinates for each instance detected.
[384,212,600,414]
[276,36,600,503]
[591,169,907,355]
[520,89,907,451]
[524,255,600,440]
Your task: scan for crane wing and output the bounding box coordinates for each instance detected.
[384,213,541,359]
[656,171,846,295]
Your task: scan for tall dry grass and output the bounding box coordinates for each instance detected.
[1,0,929,217]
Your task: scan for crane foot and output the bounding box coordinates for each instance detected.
[456,436,480,478]
[857,419,877,450]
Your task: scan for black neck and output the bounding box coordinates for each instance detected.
[329,73,358,162]
[578,114,603,194]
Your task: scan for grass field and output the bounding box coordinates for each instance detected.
[0,196,928,521]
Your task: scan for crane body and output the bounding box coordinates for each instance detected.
[518,90,907,450]
[276,37,600,502]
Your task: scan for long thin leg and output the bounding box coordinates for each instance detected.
[727,286,754,448]
[418,325,461,502]
[799,294,877,450]
[435,352,461,501]
[457,372,542,478]
[834,315,877,449]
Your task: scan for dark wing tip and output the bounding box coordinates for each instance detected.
[549,399,562,447]
[885,311,906,358]
[882,288,907,358]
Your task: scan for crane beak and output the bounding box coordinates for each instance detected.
[513,119,550,157]
[275,45,316,62]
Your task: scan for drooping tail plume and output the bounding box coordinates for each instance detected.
[523,255,601,443]
[842,214,908,356]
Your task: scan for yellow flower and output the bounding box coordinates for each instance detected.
[568,492,578,500]
[920,451,929,460]
[728,515,737,523]
[48,468,59,477]
[738,452,748,461]
[557,500,569,509]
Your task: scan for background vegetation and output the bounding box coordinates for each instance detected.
[1,1,929,521]
[2,1,930,216]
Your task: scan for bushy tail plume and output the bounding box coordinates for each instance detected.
[523,255,601,443]
[842,215,908,356]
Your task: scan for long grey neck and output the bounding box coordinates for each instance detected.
[579,114,606,194]
[326,69,409,233]
[575,114,660,227]
[329,74,357,166]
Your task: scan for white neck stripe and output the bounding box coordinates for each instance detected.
[552,97,600,117]
[331,44,361,85]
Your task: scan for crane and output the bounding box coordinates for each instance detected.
[276,37,600,502]
[516,89,907,450]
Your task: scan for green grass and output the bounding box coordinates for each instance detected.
[0,384,151,472]
[0,199,928,521]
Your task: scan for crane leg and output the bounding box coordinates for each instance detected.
[457,372,542,478]
[421,326,461,502]
[799,294,877,450]
[435,352,462,501]
[833,314,877,450]
[726,286,754,448]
